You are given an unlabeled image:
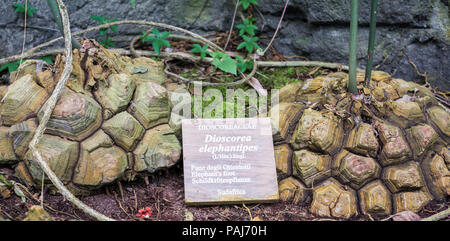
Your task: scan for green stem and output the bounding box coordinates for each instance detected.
[348,0,358,93]
[364,0,379,87]
[47,0,81,48]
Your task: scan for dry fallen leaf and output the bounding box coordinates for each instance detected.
[251,216,263,221]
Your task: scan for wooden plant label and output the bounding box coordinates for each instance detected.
[182,117,279,205]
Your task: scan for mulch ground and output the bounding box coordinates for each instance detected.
[0,164,448,221]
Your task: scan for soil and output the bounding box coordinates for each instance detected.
[0,164,448,221]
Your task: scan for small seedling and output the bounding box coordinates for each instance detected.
[209,52,237,75]
[13,1,38,18]
[235,56,254,73]
[0,174,27,203]
[40,55,54,65]
[99,37,115,48]
[236,18,258,37]
[90,16,118,35]
[90,16,119,48]
[0,60,25,73]
[190,44,210,60]
[141,29,171,55]
[130,0,135,8]
[237,35,260,54]
[238,0,258,10]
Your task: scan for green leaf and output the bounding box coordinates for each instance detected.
[110,25,118,33]
[237,35,259,54]
[90,16,106,23]
[237,0,258,10]
[159,31,171,39]
[13,185,26,203]
[130,0,136,8]
[0,174,12,187]
[40,55,54,65]
[91,16,119,34]
[152,40,162,55]
[141,29,171,55]
[0,60,25,73]
[152,28,161,38]
[235,56,253,73]
[13,3,25,13]
[13,2,37,17]
[190,44,210,60]
[236,19,258,37]
[0,65,8,73]
[99,37,115,48]
[211,52,237,75]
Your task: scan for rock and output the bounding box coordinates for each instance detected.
[292,149,331,187]
[278,177,308,204]
[8,118,37,159]
[382,162,426,193]
[102,111,145,151]
[23,205,53,221]
[23,135,79,184]
[374,121,412,166]
[128,82,170,129]
[333,150,381,189]
[393,190,433,213]
[0,74,48,125]
[345,123,379,157]
[274,144,293,178]
[426,106,450,138]
[392,211,421,221]
[270,102,303,142]
[94,73,136,119]
[133,124,181,173]
[0,127,17,164]
[358,180,392,216]
[421,153,450,199]
[292,109,343,154]
[38,87,102,141]
[406,124,438,158]
[73,145,128,187]
[310,178,358,219]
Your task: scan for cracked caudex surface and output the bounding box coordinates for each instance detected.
[3,40,181,193]
[276,70,449,219]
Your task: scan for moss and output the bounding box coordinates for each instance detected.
[259,66,313,89]
[178,65,312,118]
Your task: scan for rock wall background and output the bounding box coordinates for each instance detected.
[0,0,448,90]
